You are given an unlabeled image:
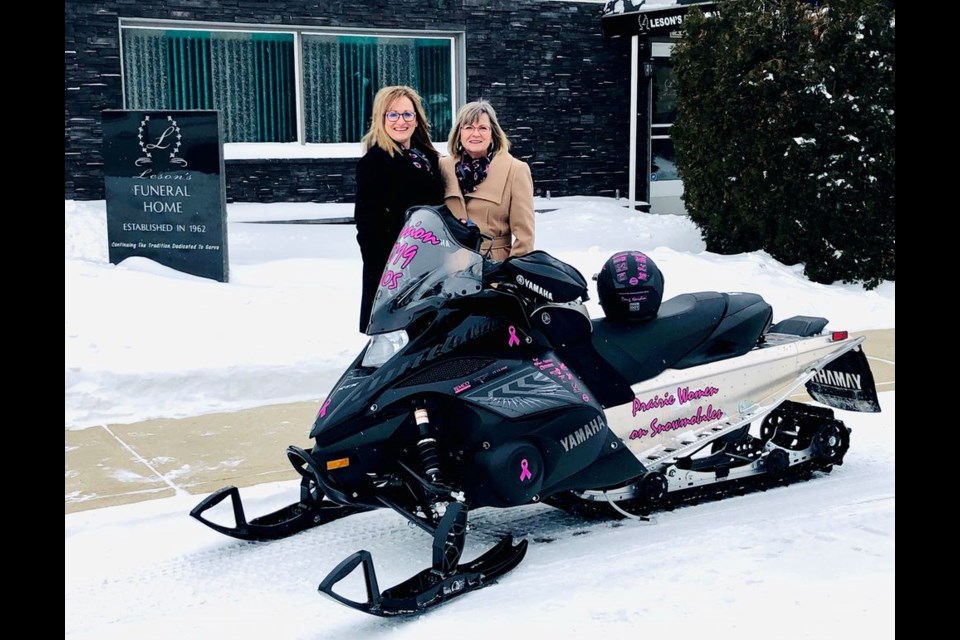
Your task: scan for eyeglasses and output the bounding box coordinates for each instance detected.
[462,124,491,134]
[385,111,416,122]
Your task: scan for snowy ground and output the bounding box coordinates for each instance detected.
[65,393,894,640]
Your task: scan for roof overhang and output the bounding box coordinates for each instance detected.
[601,1,719,39]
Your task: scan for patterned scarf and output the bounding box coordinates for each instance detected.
[403,147,434,175]
[454,152,493,194]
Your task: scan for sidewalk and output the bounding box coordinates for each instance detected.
[65,329,895,515]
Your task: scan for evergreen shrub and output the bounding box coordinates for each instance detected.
[671,0,895,288]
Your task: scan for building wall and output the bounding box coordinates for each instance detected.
[65,1,633,203]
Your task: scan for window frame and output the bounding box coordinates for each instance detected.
[118,18,464,160]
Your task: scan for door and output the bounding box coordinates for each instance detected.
[649,41,686,215]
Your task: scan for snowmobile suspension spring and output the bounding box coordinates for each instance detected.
[414,407,443,483]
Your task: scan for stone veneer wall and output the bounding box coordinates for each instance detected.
[65,0,633,203]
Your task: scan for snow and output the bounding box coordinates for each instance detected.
[65,197,894,639]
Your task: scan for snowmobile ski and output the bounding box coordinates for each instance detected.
[318,502,528,616]
[189,446,371,541]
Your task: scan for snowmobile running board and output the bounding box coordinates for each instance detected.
[318,502,528,617]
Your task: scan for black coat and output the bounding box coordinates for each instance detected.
[354,144,444,332]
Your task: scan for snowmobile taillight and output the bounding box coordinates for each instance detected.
[326,457,350,471]
[831,330,849,341]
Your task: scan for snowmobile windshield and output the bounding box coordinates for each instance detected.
[367,205,485,335]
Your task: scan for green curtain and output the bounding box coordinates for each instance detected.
[124,29,296,143]
[416,41,452,139]
[303,35,452,143]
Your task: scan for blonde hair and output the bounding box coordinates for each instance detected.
[447,100,511,159]
[361,85,436,158]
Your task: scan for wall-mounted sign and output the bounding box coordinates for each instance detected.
[601,1,719,39]
[102,110,229,282]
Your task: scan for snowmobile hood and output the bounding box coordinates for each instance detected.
[309,348,403,440]
[367,206,486,335]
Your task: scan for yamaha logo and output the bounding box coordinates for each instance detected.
[515,275,554,301]
[560,415,605,452]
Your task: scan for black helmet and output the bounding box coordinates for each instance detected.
[596,251,664,321]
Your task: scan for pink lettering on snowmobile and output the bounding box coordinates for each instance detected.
[381,269,403,289]
[632,392,677,415]
[519,459,532,481]
[397,221,441,245]
[380,222,440,291]
[647,404,724,436]
[507,325,520,347]
[677,385,720,404]
[627,404,725,439]
[387,242,419,269]
[532,356,591,403]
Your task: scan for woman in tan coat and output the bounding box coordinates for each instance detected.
[440,100,535,262]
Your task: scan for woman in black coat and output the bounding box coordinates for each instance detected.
[354,85,444,333]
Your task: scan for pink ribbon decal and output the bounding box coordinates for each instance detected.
[519,459,532,482]
[318,398,332,418]
[507,325,520,347]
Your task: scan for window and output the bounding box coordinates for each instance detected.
[121,23,457,150]
[302,34,452,144]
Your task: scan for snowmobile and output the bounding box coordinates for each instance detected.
[191,204,881,617]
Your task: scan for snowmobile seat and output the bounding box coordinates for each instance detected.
[591,292,726,385]
[672,292,772,368]
[589,291,770,387]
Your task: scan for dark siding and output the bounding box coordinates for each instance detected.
[65,1,632,203]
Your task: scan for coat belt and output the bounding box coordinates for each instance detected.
[481,235,511,250]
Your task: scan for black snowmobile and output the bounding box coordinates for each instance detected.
[191,204,881,617]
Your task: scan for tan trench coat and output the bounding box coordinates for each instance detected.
[440,152,535,262]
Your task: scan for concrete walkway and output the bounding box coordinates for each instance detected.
[65,329,895,515]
